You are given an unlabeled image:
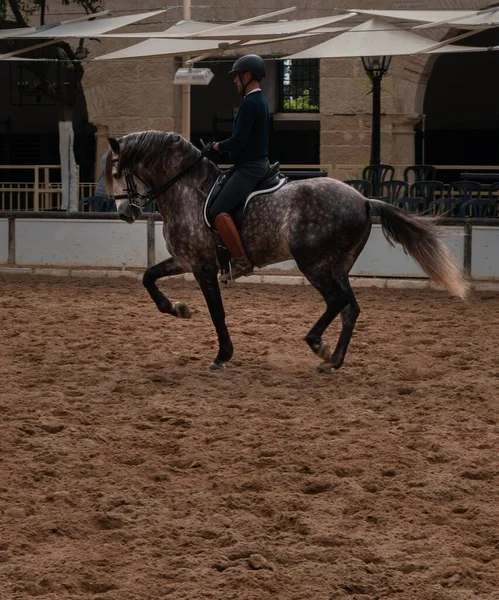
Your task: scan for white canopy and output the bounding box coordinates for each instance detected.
[3,10,167,39]
[284,18,486,59]
[348,8,499,30]
[93,28,343,61]
[0,27,36,38]
[96,19,225,39]
[93,15,353,40]
[184,14,355,39]
[94,38,238,61]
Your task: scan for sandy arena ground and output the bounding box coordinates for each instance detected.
[0,274,498,600]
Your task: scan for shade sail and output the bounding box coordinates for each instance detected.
[95,15,354,39]
[0,27,36,38]
[97,19,225,38]
[348,8,499,30]
[4,10,167,39]
[93,28,338,60]
[283,18,487,59]
[346,9,476,24]
[94,38,237,60]
[415,8,499,30]
[184,14,355,39]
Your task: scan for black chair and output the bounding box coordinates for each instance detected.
[488,181,499,200]
[362,164,394,197]
[409,180,445,204]
[449,180,482,202]
[344,179,372,196]
[394,196,428,214]
[380,180,408,203]
[460,198,498,218]
[403,164,437,184]
[428,197,463,217]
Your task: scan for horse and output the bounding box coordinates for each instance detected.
[105,130,468,373]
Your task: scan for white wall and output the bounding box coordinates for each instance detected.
[352,225,464,278]
[15,219,147,268]
[2,218,499,281]
[472,227,499,280]
[0,219,8,264]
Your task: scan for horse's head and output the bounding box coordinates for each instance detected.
[105,130,217,224]
[105,136,147,224]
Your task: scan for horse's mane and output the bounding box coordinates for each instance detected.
[105,130,217,197]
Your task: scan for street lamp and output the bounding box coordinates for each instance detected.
[362,55,391,183]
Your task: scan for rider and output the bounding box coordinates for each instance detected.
[205,54,270,282]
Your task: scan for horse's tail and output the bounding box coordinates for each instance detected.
[366,198,469,299]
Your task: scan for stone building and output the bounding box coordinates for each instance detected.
[2,0,498,183]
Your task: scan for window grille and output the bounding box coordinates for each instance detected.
[279,59,320,113]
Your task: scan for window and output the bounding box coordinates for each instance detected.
[279,59,320,113]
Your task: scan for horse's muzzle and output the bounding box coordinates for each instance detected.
[118,203,142,224]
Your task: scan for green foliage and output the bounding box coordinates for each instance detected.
[283,89,319,113]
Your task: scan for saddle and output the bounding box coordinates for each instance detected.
[203,162,288,279]
[203,162,288,230]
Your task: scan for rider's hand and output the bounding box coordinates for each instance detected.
[201,142,216,157]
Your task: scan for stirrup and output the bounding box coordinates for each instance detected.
[219,260,253,283]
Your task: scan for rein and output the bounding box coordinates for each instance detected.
[113,155,204,209]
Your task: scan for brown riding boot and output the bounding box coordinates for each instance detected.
[214,212,253,283]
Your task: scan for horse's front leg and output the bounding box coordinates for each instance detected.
[193,265,233,371]
[142,258,191,318]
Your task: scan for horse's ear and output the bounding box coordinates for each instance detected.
[108,137,120,154]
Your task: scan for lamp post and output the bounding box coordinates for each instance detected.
[362,55,391,196]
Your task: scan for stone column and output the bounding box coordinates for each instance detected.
[391,116,422,179]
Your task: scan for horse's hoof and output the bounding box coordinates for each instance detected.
[172,302,191,319]
[317,342,331,361]
[208,359,226,371]
[316,361,333,374]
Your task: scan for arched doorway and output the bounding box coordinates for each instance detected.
[423,27,499,180]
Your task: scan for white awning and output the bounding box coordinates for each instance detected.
[348,8,499,30]
[0,27,36,38]
[4,10,167,38]
[94,15,354,39]
[97,19,225,38]
[93,28,337,60]
[283,18,487,59]
[183,14,355,39]
[346,9,477,24]
[94,38,237,60]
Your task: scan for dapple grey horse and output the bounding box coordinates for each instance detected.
[105,130,468,372]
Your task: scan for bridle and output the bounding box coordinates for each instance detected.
[112,154,204,210]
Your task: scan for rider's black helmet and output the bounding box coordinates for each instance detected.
[229,54,266,80]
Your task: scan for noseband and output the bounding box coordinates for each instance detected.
[112,155,204,209]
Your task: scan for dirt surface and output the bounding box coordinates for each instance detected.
[0,274,498,600]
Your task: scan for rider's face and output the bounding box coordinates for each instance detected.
[234,71,250,94]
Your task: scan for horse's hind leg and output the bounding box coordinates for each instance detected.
[142,258,190,318]
[297,260,357,372]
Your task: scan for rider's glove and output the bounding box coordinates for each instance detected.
[201,141,216,157]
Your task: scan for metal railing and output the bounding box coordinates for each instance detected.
[0,163,331,212]
[0,165,96,211]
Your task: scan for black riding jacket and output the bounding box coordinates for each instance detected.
[218,89,270,164]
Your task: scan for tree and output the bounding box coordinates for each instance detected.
[0,0,102,210]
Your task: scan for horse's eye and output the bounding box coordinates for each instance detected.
[113,173,119,180]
